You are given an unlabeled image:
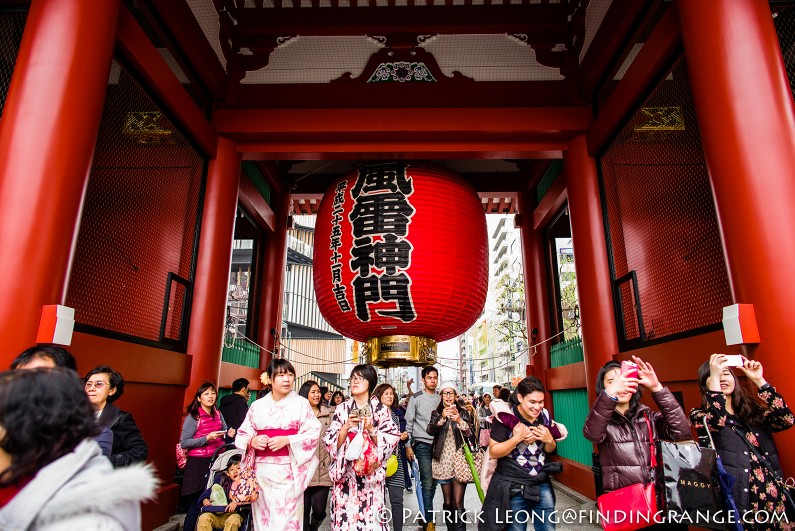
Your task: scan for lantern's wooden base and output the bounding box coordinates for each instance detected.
[364,335,437,367]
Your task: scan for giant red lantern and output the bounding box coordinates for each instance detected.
[313,163,488,367]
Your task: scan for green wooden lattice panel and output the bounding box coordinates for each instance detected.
[551,388,592,466]
[241,161,271,205]
[535,159,563,204]
[550,336,583,368]
[221,338,260,368]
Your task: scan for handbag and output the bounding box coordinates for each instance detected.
[699,425,743,531]
[386,454,399,477]
[176,443,188,469]
[657,439,727,530]
[352,429,381,476]
[453,429,484,484]
[230,445,260,503]
[596,414,659,531]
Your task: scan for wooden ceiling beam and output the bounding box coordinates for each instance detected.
[214,107,591,135]
[148,0,227,99]
[225,4,570,40]
[579,0,649,96]
[241,145,566,161]
[226,80,581,109]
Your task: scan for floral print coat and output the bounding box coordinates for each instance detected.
[690,384,795,530]
[323,396,400,530]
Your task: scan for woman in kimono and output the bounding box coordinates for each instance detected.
[323,364,400,530]
[236,359,322,530]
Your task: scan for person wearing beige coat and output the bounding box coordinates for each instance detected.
[299,380,334,531]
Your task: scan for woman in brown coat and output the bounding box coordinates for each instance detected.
[299,380,333,531]
[583,357,691,530]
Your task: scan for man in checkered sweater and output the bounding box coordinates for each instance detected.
[479,377,563,531]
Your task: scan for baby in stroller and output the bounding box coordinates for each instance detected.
[187,444,251,531]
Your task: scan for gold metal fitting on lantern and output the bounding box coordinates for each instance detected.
[364,335,437,368]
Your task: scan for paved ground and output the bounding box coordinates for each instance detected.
[163,478,603,530]
[319,480,602,530]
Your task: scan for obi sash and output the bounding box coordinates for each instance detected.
[254,428,298,458]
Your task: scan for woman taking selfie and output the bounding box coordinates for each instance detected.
[0,368,156,529]
[691,354,795,528]
[299,380,333,531]
[236,359,321,530]
[323,364,400,530]
[583,357,690,530]
[375,383,407,531]
[427,381,475,531]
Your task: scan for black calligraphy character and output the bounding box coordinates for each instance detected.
[352,274,381,322]
[351,164,413,199]
[373,234,412,275]
[376,273,416,322]
[349,193,415,238]
[350,238,375,276]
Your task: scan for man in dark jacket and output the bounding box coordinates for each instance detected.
[220,378,250,438]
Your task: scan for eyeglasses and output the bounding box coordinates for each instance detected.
[441,391,456,396]
[350,376,365,384]
[85,381,108,390]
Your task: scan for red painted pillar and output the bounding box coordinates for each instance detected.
[257,189,290,370]
[678,0,795,474]
[185,137,240,400]
[518,190,552,388]
[0,0,121,365]
[565,136,619,399]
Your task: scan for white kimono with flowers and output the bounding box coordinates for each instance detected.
[236,391,321,531]
[323,396,400,530]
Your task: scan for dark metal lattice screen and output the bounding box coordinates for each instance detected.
[66,58,206,348]
[772,2,795,101]
[598,57,733,348]
[0,9,27,118]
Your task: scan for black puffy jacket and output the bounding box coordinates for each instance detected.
[583,388,691,493]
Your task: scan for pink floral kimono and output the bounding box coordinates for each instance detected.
[323,396,400,530]
[236,391,321,531]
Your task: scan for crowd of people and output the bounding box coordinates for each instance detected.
[0,345,793,531]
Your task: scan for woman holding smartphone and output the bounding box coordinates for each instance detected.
[691,354,795,527]
[427,381,475,531]
[323,364,400,530]
[180,382,235,523]
[583,356,690,530]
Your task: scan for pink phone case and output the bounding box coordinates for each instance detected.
[620,360,638,379]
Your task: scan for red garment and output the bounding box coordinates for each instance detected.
[0,476,32,508]
[188,409,223,458]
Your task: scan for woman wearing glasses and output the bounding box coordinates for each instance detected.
[427,381,476,531]
[84,365,148,468]
[323,364,400,530]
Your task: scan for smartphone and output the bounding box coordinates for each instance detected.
[351,405,372,418]
[723,354,744,367]
[620,360,639,379]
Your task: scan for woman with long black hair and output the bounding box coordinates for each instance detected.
[691,354,795,529]
[375,382,407,531]
[299,380,333,531]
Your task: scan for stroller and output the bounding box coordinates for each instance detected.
[188,443,253,531]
